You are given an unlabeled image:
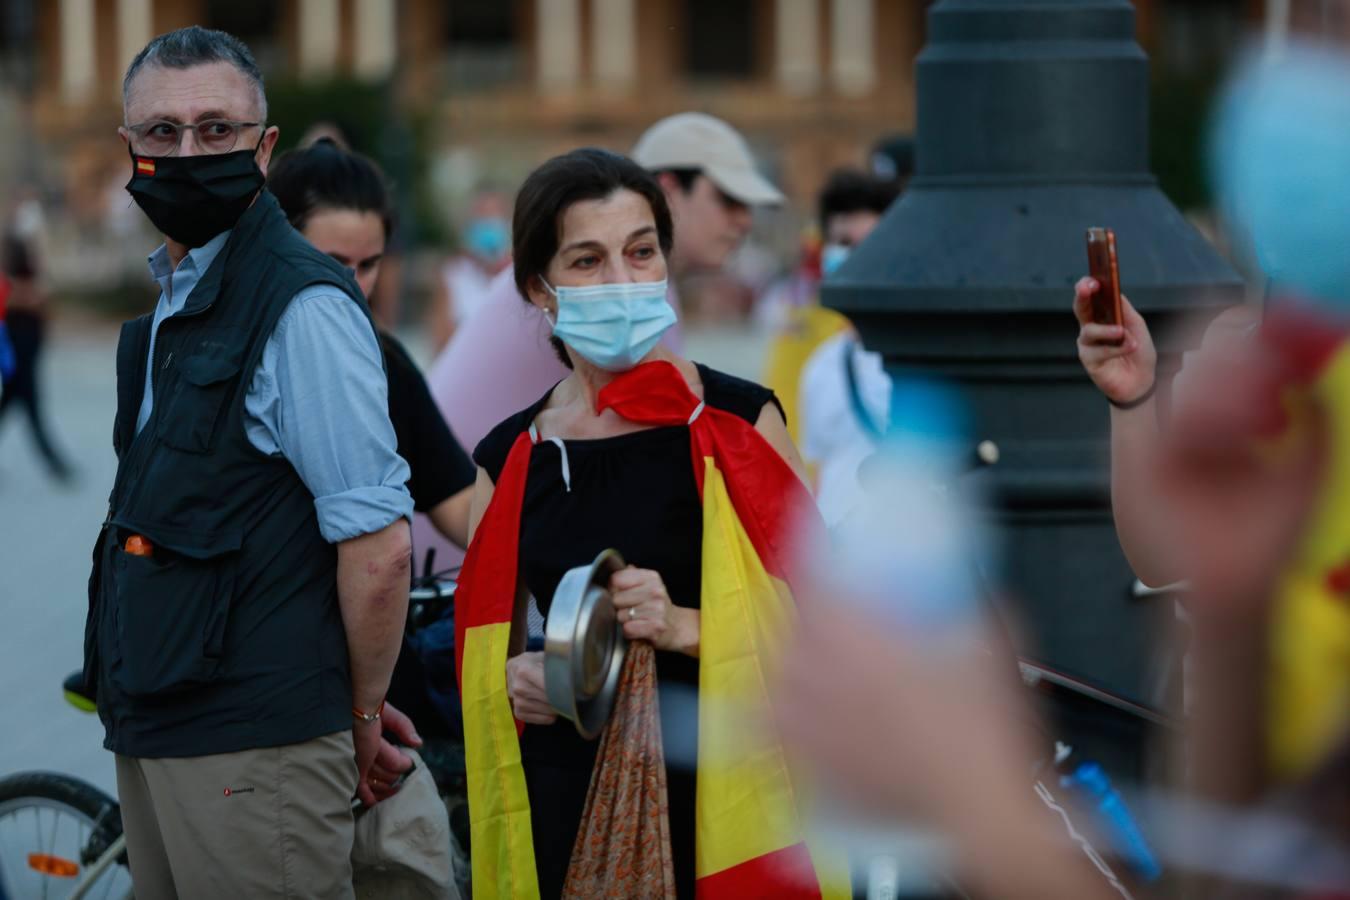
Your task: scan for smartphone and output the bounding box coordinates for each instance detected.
[1085,227,1123,327]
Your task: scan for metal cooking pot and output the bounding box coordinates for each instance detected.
[544,549,628,739]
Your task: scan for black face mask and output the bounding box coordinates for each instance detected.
[125,143,265,248]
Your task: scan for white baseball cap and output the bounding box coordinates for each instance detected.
[632,112,785,207]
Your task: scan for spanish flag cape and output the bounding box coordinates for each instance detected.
[1256,309,1350,781]
[455,360,847,899]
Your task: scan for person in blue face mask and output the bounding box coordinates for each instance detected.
[465,147,809,898]
[816,167,903,280]
[760,169,901,451]
[787,169,902,524]
[428,189,513,353]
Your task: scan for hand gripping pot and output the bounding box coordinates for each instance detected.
[544,549,628,739]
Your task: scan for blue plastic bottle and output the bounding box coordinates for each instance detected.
[1060,760,1162,882]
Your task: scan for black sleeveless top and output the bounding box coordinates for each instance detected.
[473,363,780,899]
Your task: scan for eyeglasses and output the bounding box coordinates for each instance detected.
[125,119,262,157]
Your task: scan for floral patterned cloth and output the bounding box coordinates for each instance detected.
[562,641,677,899]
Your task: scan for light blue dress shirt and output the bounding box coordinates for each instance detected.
[136,233,412,543]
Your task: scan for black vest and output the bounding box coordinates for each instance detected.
[85,191,370,758]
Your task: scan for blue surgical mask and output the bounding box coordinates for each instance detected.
[543,278,676,372]
[1211,43,1350,308]
[821,243,851,277]
[464,217,510,262]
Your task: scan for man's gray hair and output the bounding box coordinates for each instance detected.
[123,26,267,120]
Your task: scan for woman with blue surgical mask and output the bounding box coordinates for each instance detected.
[462,147,809,897]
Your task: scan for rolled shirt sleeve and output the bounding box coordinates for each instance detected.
[244,284,413,543]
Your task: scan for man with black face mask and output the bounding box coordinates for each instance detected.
[85,27,414,899]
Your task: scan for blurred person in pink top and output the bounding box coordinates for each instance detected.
[418,113,783,565]
[427,189,512,354]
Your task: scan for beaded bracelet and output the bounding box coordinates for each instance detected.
[352,699,385,723]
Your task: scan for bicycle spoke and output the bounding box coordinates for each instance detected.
[29,807,47,900]
[31,805,42,855]
[41,809,50,900]
[47,801,59,854]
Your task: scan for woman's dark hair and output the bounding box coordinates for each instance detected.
[512,147,675,366]
[267,138,394,240]
[818,168,901,234]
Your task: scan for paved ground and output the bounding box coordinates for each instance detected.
[0,317,768,799]
[0,320,122,796]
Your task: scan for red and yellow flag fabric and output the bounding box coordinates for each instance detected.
[456,361,846,899]
[1257,310,1350,780]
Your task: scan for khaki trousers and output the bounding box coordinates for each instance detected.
[351,749,459,900]
[115,731,358,900]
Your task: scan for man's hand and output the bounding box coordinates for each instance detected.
[353,718,384,808]
[1074,278,1157,405]
[363,701,421,805]
[505,651,557,726]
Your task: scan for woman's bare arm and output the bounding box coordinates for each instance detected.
[466,466,494,542]
[754,401,810,487]
[427,485,472,549]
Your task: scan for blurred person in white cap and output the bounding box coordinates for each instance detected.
[417,113,783,567]
[632,111,784,274]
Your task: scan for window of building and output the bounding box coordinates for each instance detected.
[0,1,36,93]
[686,0,756,80]
[204,0,283,74]
[444,0,522,90]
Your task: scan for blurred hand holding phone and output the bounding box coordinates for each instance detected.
[1074,228,1158,407]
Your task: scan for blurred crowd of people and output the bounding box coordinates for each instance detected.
[4,8,1348,900]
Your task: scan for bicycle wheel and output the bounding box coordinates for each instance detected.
[0,772,132,900]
